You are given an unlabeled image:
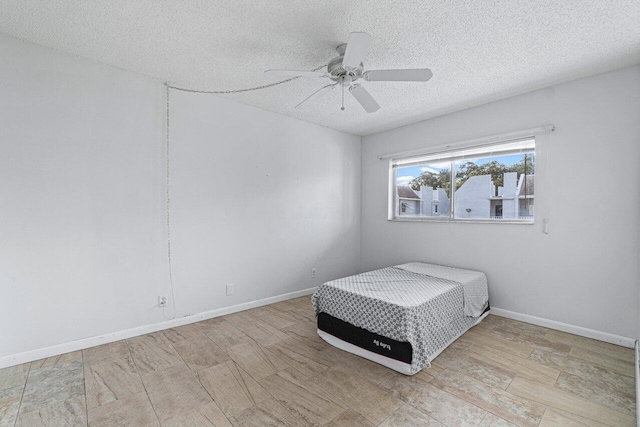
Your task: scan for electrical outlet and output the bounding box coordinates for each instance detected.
[311,268,317,278]
[226,284,234,296]
[158,295,168,307]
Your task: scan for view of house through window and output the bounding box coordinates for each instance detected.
[392,138,535,221]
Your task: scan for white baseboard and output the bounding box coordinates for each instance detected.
[3,297,633,370]
[0,287,317,369]
[635,340,639,427]
[490,307,636,348]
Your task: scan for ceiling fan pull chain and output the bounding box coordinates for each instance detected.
[341,80,345,111]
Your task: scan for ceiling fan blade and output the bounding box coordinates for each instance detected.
[364,68,433,82]
[265,69,328,78]
[349,84,380,113]
[295,84,337,109]
[342,32,372,69]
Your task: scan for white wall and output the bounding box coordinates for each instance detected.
[0,34,361,360]
[361,65,640,339]
[0,35,167,359]
[167,91,361,318]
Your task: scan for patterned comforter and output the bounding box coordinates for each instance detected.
[311,262,489,374]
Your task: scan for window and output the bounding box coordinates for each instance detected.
[390,138,535,222]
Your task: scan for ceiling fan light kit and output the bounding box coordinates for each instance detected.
[265,32,432,113]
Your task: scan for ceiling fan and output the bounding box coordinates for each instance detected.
[264,32,432,113]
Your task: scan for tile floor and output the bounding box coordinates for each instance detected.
[0,296,636,426]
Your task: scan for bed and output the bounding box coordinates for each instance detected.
[311,262,490,375]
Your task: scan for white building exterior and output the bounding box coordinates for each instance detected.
[396,185,450,217]
[397,173,534,219]
[396,185,421,216]
[420,187,450,217]
[454,172,534,219]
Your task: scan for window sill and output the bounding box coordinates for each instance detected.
[389,217,534,225]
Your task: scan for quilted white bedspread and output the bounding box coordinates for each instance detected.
[311,262,489,374]
[395,262,489,317]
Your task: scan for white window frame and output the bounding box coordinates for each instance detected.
[382,126,554,224]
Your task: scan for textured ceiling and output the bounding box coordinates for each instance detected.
[1,0,639,136]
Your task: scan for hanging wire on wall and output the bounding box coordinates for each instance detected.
[163,84,176,320]
[162,64,327,320]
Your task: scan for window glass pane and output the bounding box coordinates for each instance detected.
[395,161,451,218]
[392,138,535,167]
[453,152,534,220]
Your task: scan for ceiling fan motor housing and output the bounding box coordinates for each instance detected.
[328,44,364,82]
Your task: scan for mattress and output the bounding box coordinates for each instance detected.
[311,262,489,374]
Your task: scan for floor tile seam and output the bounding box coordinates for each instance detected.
[308,371,370,416]
[162,335,196,377]
[551,399,632,425]
[569,352,635,367]
[539,408,554,427]
[334,379,410,425]
[297,381,351,424]
[257,367,343,426]
[508,378,636,425]
[262,338,312,372]
[377,399,450,427]
[253,374,296,424]
[468,340,528,360]
[538,406,594,427]
[429,368,507,420]
[482,406,538,427]
[465,331,535,359]
[401,399,470,427]
[12,362,32,427]
[82,345,151,418]
[489,332,573,356]
[567,355,635,378]
[477,411,491,427]
[278,323,294,332]
[554,371,635,395]
[495,350,608,415]
[375,406,396,426]
[259,343,295,380]
[375,370,401,386]
[161,324,201,345]
[82,358,88,426]
[528,346,635,387]
[243,309,269,324]
[457,342,519,390]
[500,333,555,346]
[13,361,86,424]
[194,361,237,426]
[229,362,259,406]
[465,347,558,383]
[82,344,128,370]
[252,342,286,374]
[485,333,552,357]
[166,334,237,426]
[550,372,637,417]
[570,348,636,363]
[172,330,228,357]
[460,374,548,427]
[544,330,634,352]
[124,341,162,426]
[434,347,514,392]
